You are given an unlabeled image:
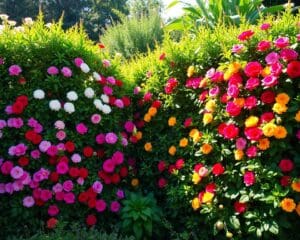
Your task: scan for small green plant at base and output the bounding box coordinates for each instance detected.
[121,192,162,239]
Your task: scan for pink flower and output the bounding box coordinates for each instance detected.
[133,86,141,94]
[76,123,88,135]
[243,171,255,186]
[74,57,84,67]
[262,75,278,88]
[274,37,289,48]
[103,159,115,173]
[31,149,41,159]
[280,48,298,62]
[96,133,105,144]
[71,153,81,163]
[165,78,178,94]
[64,192,75,204]
[257,40,271,52]
[231,44,244,54]
[46,145,58,157]
[110,201,120,212]
[116,189,125,199]
[1,161,13,175]
[13,181,24,191]
[245,78,260,91]
[61,67,72,77]
[95,199,106,212]
[114,99,124,108]
[227,84,239,98]
[260,23,270,30]
[48,204,59,216]
[63,180,74,192]
[39,141,51,152]
[103,86,113,95]
[246,146,257,158]
[5,105,13,114]
[270,62,282,76]
[124,121,135,133]
[209,86,220,97]
[238,30,254,41]
[265,52,280,65]
[40,189,52,201]
[143,92,152,102]
[0,120,6,129]
[7,118,23,128]
[23,196,35,207]
[9,65,22,76]
[54,120,65,130]
[244,96,257,109]
[105,132,118,144]
[91,114,101,124]
[112,151,124,165]
[55,191,64,201]
[56,161,69,175]
[92,181,103,194]
[8,143,27,156]
[226,101,242,117]
[47,66,59,75]
[56,130,66,141]
[102,59,111,68]
[52,183,63,193]
[296,129,300,140]
[236,138,247,150]
[107,76,116,85]
[5,183,14,194]
[10,166,24,179]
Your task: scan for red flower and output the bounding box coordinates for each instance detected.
[121,96,131,106]
[158,177,167,188]
[243,171,255,186]
[194,163,204,172]
[280,176,291,187]
[49,172,59,182]
[158,161,166,172]
[78,192,89,203]
[86,214,97,226]
[260,90,275,104]
[46,218,58,229]
[164,78,178,94]
[111,173,121,184]
[205,183,216,193]
[184,117,193,128]
[175,159,185,170]
[226,102,242,117]
[119,166,128,178]
[287,61,300,78]
[152,100,162,109]
[234,201,247,214]
[244,127,263,141]
[79,168,89,179]
[83,146,93,158]
[244,61,262,77]
[159,52,166,60]
[115,79,123,87]
[212,163,225,176]
[18,156,29,167]
[16,95,28,107]
[260,112,274,123]
[88,198,97,208]
[69,167,79,178]
[222,124,239,139]
[98,43,105,48]
[238,30,255,41]
[279,159,294,172]
[168,164,176,174]
[65,141,75,152]
[12,101,24,114]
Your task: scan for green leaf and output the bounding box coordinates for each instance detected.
[144,221,153,236]
[269,221,279,235]
[229,216,240,230]
[133,223,143,240]
[239,195,250,203]
[167,0,180,9]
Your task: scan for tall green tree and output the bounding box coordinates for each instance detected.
[127,0,162,18]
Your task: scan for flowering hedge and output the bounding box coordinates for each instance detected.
[130,12,300,239]
[0,18,140,238]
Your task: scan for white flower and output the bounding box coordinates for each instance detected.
[7,20,16,26]
[33,89,45,99]
[64,102,75,114]
[93,99,103,110]
[0,14,9,21]
[45,23,52,28]
[102,104,111,114]
[49,100,61,111]
[14,26,24,32]
[93,72,101,81]
[84,87,95,98]
[80,63,90,73]
[66,91,78,101]
[24,17,33,25]
[100,94,109,103]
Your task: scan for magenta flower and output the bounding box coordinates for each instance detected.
[23,196,35,207]
[95,199,106,212]
[56,130,66,141]
[110,201,121,212]
[9,65,22,76]
[62,180,74,192]
[48,204,59,216]
[124,121,135,133]
[39,140,51,152]
[46,145,58,157]
[10,166,24,179]
[8,143,27,156]
[260,23,271,30]
[61,66,72,77]
[7,118,23,128]
[74,57,84,67]
[92,181,103,194]
[56,161,69,175]
[265,52,280,65]
[246,146,258,158]
[112,151,124,165]
[105,132,118,144]
[96,133,105,144]
[103,159,115,173]
[114,99,124,108]
[244,171,255,186]
[1,161,13,175]
[236,138,247,150]
[76,123,88,135]
[30,149,41,159]
[47,66,59,75]
[116,189,125,199]
[103,86,113,95]
[107,76,116,85]
[91,114,101,124]
[133,86,141,94]
[0,120,6,129]
[274,36,289,48]
[64,192,75,204]
[5,183,14,194]
[40,189,52,202]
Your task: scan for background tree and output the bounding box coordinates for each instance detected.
[127,0,162,18]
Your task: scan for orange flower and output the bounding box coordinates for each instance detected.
[135,131,143,140]
[144,142,152,152]
[291,180,300,192]
[272,103,287,114]
[192,197,201,210]
[233,98,245,108]
[179,138,188,147]
[275,93,290,105]
[296,203,300,216]
[148,107,157,117]
[261,66,271,77]
[201,143,213,154]
[131,178,139,187]
[234,149,244,160]
[295,110,300,122]
[203,113,213,125]
[144,113,151,122]
[168,145,176,156]
[281,198,296,212]
[257,138,270,150]
[274,125,287,139]
[168,117,176,126]
[189,129,202,142]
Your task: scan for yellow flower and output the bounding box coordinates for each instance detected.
[245,116,259,128]
[257,138,270,150]
[192,172,201,184]
[233,98,245,108]
[191,197,201,210]
[234,149,244,160]
[187,65,195,77]
[275,93,290,105]
[135,131,143,140]
[261,66,271,77]
[148,107,157,117]
[168,117,176,126]
[131,178,139,187]
[291,180,300,192]
[202,192,214,203]
[205,100,216,112]
[168,145,176,156]
[144,142,152,152]
[296,203,300,216]
[179,138,188,148]
[203,113,213,125]
[281,198,296,212]
[224,70,233,81]
[229,62,241,73]
[295,110,300,122]
[189,129,202,142]
[144,113,151,122]
[272,103,287,114]
[262,122,276,137]
[200,143,213,154]
[274,125,287,139]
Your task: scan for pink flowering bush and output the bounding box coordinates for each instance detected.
[0,18,140,238]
